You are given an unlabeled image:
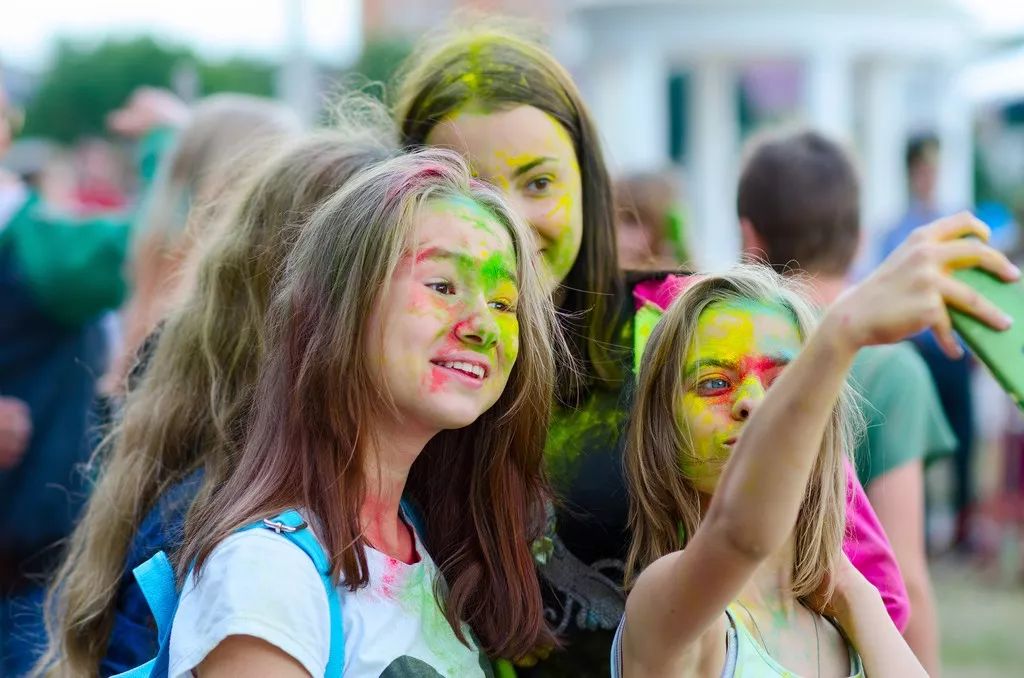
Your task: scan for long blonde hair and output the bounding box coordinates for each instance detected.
[110,94,301,392]
[624,265,860,602]
[39,124,398,677]
[178,148,562,659]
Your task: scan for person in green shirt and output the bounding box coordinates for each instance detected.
[734,129,956,676]
[0,80,183,676]
[852,344,958,487]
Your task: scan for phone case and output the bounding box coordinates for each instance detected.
[949,267,1024,410]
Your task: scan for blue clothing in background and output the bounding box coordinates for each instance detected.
[0,238,110,676]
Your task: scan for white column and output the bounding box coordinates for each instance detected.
[689,59,740,270]
[937,63,974,214]
[804,48,854,143]
[862,60,909,238]
[589,44,669,174]
[278,0,318,125]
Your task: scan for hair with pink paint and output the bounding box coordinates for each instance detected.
[177,148,562,658]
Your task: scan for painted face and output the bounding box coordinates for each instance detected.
[425,105,584,290]
[677,300,803,494]
[366,196,520,433]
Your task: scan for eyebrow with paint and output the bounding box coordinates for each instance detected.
[414,246,518,285]
[683,354,793,381]
[511,156,557,179]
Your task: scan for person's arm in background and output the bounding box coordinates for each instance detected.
[868,461,940,675]
[843,460,911,632]
[0,395,31,470]
[5,88,184,328]
[856,346,955,676]
[7,196,134,326]
[100,89,189,392]
[813,554,926,678]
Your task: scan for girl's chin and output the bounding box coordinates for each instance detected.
[412,397,498,432]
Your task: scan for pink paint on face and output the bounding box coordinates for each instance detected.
[677,299,803,494]
[428,364,451,392]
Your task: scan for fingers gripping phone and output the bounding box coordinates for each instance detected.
[949,265,1024,410]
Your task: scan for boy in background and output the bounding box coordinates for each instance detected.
[736,129,957,676]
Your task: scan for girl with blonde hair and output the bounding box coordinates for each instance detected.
[105,92,301,393]
[617,215,1018,676]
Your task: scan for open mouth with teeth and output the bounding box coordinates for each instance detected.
[431,360,488,381]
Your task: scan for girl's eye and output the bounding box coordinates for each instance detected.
[488,299,516,313]
[426,281,455,296]
[526,175,553,194]
[696,377,730,395]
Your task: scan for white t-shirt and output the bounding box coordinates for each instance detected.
[168,522,490,677]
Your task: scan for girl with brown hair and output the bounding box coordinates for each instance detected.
[163,148,561,676]
[616,215,1017,676]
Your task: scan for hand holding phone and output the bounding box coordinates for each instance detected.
[950,264,1024,410]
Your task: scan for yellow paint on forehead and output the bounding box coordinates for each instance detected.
[687,299,802,368]
[490,118,575,168]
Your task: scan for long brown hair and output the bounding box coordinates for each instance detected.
[39,125,398,677]
[624,266,860,602]
[178,148,560,659]
[393,22,625,403]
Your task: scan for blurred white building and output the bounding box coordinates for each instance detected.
[569,0,979,268]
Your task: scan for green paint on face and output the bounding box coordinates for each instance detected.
[415,198,522,368]
[428,195,499,236]
[480,249,513,289]
[424,107,584,293]
[676,298,803,494]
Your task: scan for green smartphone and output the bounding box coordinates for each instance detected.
[949,265,1024,410]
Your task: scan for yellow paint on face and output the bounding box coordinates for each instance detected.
[424,105,584,291]
[676,299,803,494]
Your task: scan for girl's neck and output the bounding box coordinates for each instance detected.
[737,534,800,617]
[359,417,436,563]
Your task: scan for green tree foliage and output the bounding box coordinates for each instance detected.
[23,37,275,142]
[196,58,274,99]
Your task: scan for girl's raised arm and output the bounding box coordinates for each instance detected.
[623,213,1018,674]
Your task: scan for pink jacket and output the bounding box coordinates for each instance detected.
[632,275,910,631]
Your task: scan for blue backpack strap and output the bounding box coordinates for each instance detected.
[111,551,178,678]
[399,499,426,540]
[115,510,345,678]
[258,510,345,678]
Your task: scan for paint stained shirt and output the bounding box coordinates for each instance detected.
[169,526,491,678]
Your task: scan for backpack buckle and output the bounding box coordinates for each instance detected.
[262,517,308,534]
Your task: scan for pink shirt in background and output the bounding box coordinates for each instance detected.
[633,274,910,632]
